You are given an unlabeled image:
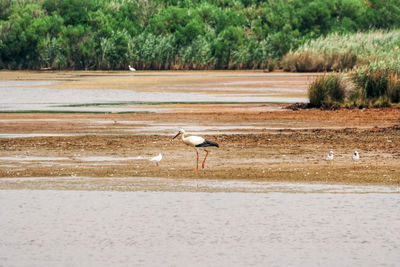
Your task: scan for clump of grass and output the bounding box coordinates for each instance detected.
[350,60,400,107]
[387,73,400,103]
[282,50,356,72]
[265,58,279,72]
[308,73,346,108]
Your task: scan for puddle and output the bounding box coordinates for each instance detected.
[0,121,377,138]
[0,156,156,168]
[0,156,146,162]
[0,156,70,161]
[0,133,83,138]
[0,85,307,112]
[78,156,144,161]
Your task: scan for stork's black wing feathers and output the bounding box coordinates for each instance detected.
[195,139,219,148]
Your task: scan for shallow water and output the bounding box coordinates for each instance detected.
[0,156,146,169]
[0,188,399,267]
[1,177,399,194]
[0,72,309,112]
[0,118,364,138]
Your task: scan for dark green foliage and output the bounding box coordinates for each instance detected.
[1,0,400,70]
[363,0,400,29]
[0,0,12,20]
[0,4,64,69]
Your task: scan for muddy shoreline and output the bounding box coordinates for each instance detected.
[1,111,399,188]
[1,71,399,189]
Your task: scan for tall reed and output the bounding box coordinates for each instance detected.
[308,73,346,108]
[282,30,400,72]
[351,59,400,106]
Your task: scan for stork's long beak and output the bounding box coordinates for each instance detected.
[173,132,180,139]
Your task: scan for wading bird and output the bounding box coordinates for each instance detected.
[352,151,360,162]
[173,129,219,171]
[325,150,334,161]
[128,65,136,71]
[149,153,162,166]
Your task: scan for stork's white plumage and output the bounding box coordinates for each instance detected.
[128,65,136,71]
[173,129,219,171]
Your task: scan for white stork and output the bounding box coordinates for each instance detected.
[173,129,219,171]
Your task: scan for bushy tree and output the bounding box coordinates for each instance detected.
[1,0,400,70]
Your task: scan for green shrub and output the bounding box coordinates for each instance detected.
[351,60,400,105]
[308,74,346,108]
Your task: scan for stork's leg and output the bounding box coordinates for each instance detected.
[202,149,209,169]
[196,150,199,172]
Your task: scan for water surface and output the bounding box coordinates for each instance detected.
[0,72,310,112]
[0,189,399,267]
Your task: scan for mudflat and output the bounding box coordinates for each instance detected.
[0,71,399,189]
[0,109,399,189]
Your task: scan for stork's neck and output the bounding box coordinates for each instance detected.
[180,132,186,141]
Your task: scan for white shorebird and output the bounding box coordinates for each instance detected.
[149,153,162,166]
[325,150,334,161]
[173,129,219,171]
[128,65,136,71]
[352,151,360,162]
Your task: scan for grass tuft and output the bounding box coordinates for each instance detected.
[350,60,400,107]
[308,73,346,108]
[283,30,400,73]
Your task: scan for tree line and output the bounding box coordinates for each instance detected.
[0,0,399,70]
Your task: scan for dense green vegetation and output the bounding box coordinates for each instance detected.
[296,30,400,107]
[1,0,400,70]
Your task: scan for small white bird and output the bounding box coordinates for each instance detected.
[352,151,360,162]
[128,65,136,71]
[149,153,162,166]
[325,150,334,161]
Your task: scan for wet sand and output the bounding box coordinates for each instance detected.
[0,109,399,188]
[0,71,399,188]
